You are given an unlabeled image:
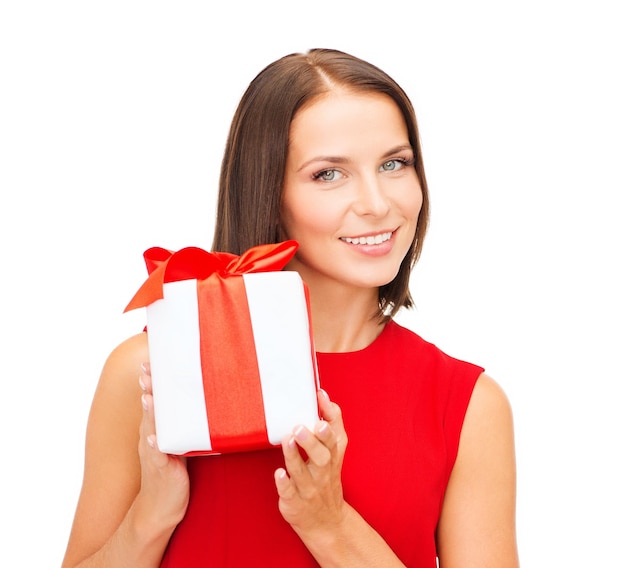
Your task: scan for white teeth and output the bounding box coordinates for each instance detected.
[341,231,392,245]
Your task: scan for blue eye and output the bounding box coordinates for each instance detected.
[314,169,341,182]
[380,159,403,172]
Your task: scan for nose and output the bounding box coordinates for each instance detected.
[352,174,391,217]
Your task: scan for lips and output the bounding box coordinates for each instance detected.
[340,231,393,245]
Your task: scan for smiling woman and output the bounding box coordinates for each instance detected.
[61,48,519,568]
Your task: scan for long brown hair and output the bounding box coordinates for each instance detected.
[213,48,430,319]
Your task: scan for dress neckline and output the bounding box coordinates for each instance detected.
[315,320,396,357]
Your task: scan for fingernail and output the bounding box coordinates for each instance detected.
[140,362,148,374]
[141,394,148,411]
[317,420,329,435]
[319,388,330,401]
[139,376,147,391]
[287,436,296,449]
[146,435,156,448]
[294,425,307,442]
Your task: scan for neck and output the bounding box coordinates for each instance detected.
[306,284,386,353]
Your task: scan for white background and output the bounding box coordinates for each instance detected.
[1,1,624,565]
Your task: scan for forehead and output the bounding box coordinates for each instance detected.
[288,91,409,156]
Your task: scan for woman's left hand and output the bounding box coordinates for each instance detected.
[274,389,348,539]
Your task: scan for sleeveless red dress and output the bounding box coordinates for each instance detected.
[159,321,483,567]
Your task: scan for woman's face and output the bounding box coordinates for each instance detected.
[281,90,423,295]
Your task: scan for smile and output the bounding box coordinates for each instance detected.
[340,231,393,245]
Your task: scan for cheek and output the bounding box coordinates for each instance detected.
[406,183,424,218]
[281,195,339,239]
[396,185,423,245]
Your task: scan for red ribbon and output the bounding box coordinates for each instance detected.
[125,240,300,453]
[124,240,299,312]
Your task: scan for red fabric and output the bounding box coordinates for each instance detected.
[159,321,483,567]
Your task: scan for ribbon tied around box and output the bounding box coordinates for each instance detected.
[125,240,320,456]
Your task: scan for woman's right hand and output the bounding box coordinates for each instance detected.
[134,362,190,533]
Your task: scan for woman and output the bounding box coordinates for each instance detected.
[62,48,518,567]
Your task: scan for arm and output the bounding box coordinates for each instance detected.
[274,390,406,567]
[61,333,189,568]
[436,373,519,567]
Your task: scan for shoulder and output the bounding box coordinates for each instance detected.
[462,373,516,484]
[459,373,516,465]
[461,374,516,487]
[386,321,475,363]
[84,332,148,421]
[87,331,149,447]
[87,332,149,434]
[103,331,149,374]
[386,320,484,385]
[93,333,149,394]
[467,373,514,426]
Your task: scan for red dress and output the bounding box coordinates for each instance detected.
[159,321,483,567]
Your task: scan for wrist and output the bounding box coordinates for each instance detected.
[127,495,180,554]
[296,503,354,566]
[297,504,405,568]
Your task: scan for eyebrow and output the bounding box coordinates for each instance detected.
[296,144,414,173]
[297,155,347,173]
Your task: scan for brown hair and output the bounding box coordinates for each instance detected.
[212,48,430,319]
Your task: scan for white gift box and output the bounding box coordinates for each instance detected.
[144,270,320,455]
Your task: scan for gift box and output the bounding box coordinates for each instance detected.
[124,240,320,456]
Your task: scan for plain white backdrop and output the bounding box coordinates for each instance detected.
[1,1,624,565]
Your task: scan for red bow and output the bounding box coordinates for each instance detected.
[124,240,299,312]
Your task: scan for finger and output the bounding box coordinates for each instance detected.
[138,393,153,449]
[281,432,310,482]
[317,390,347,449]
[139,365,153,393]
[314,419,337,451]
[140,393,156,434]
[139,392,169,467]
[310,420,340,471]
[274,467,295,498]
[274,468,301,523]
[291,424,333,471]
[318,389,341,424]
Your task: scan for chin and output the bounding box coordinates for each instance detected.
[353,269,402,290]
